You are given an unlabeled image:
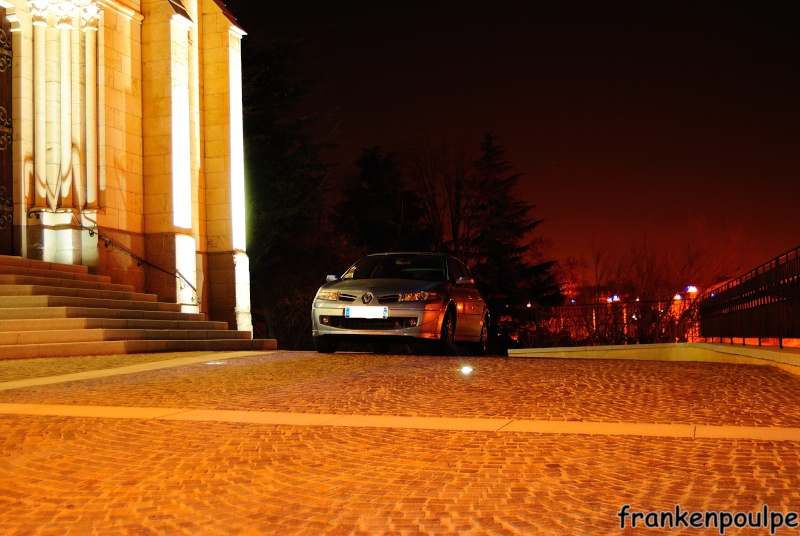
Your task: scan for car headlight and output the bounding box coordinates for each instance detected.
[398,291,441,302]
[315,289,339,301]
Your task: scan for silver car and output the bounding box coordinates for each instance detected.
[312,252,490,354]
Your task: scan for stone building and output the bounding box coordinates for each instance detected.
[0,0,257,338]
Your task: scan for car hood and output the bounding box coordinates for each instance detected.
[322,278,444,293]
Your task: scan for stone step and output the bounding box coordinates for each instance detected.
[0,254,90,276]
[0,273,131,293]
[0,295,182,313]
[0,255,279,358]
[0,317,229,332]
[0,338,278,359]
[0,328,252,345]
[0,284,158,303]
[0,265,112,284]
[0,306,205,322]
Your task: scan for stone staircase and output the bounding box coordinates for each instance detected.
[0,254,276,359]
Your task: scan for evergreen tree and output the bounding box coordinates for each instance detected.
[468,133,564,346]
[330,147,431,253]
[240,37,334,272]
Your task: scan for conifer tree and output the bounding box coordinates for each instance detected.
[330,147,430,253]
[468,133,564,345]
[240,38,334,272]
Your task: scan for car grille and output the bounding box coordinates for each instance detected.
[329,293,399,303]
[320,316,417,330]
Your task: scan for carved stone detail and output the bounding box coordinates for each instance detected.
[81,2,101,31]
[54,1,75,29]
[28,0,51,26]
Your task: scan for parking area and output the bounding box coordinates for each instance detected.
[1,351,799,534]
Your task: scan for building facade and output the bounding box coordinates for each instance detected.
[0,0,252,331]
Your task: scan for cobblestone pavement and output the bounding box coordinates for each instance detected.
[0,351,799,535]
[3,352,800,426]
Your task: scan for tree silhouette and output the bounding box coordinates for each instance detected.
[402,133,449,253]
[239,37,334,272]
[402,133,492,260]
[467,133,564,346]
[330,147,431,253]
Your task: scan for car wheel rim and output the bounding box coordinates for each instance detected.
[443,313,454,345]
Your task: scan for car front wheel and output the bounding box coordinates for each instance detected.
[314,337,338,354]
[437,309,456,356]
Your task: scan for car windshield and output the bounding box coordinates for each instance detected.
[342,255,446,282]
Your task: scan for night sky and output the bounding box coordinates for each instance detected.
[226,0,799,277]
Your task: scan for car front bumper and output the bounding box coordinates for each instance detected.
[311,300,444,340]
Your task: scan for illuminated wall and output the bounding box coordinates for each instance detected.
[199,0,251,331]
[3,0,253,331]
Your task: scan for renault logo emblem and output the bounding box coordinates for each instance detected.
[362,292,374,304]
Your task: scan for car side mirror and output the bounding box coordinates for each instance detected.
[326,275,341,283]
[455,276,475,287]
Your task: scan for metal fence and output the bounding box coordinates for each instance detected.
[698,246,800,346]
[511,298,698,348]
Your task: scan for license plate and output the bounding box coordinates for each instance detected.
[345,306,388,319]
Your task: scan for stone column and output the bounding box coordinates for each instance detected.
[55,0,72,208]
[28,0,48,209]
[81,1,99,209]
[201,0,252,332]
[141,1,198,311]
[25,0,102,264]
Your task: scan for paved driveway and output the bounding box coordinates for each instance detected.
[0,351,799,535]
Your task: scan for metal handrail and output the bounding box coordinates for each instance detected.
[77,215,200,306]
[699,245,800,301]
[27,208,199,305]
[697,245,800,346]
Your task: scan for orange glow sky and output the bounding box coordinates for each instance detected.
[228,0,799,277]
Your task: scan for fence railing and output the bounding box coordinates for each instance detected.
[511,298,698,348]
[698,246,800,347]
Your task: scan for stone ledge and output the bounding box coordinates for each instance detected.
[508,342,800,377]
